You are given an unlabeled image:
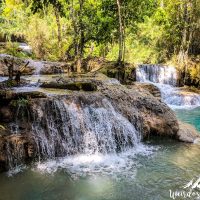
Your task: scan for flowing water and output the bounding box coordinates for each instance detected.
[136,64,200,108]
[136,64,178,86]
[1,140,200,200]
[175,108,200,131]
[1,65,200,200]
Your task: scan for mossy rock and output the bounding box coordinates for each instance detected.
[0,79,30,89]
[41,81,97,91]
[0,90,47,100]
[99,63,136,84]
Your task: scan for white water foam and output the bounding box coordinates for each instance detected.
[7,165,27,177]
[136,64,178,86]
[153,83,200,109]
[0,76,7,82]
[35,144,158,179]
[27,60,44,75]
[136,65,200,109]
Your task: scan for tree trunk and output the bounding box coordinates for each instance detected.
[4,58,14,80]
[8,65,14,80]
[76,0,84,73]
[178,1,192,85]
[116,0,123,66]
[122,8,126,64]
[54,8,62,57]
[76,56,82,73]
[160,0,164,8]
[71,0,78,56]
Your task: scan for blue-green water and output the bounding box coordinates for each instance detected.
[1,108,200,200]
[0,140,200,200]
[175,107,200,131]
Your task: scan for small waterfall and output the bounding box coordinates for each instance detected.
[0,77,7,82]
[3,96,145,174]
[136,64,178,86]
[31,98,140,160]
[18,43,32,54]
[27,60,44,75]
[136,64,200,108]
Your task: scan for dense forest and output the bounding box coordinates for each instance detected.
[0,0,200,79]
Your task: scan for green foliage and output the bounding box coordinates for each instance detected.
[0,42,29,58]
[17,98,29,107]
[0,0,199,64]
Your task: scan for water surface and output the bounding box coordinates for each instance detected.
[175,107,200,131]
[0,139,200,200]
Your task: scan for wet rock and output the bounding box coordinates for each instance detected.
[0,134,36,172]
[26,60,71,75]
[0,54,70,76]
[40,81,97,91]
[0,54,34,76]
[99,83,178,139]
[0,74,184,172]
[0,79,30,89]
[0,107,13,122]
[131,82,162,100]
[0,90,47,100]
[177,122,200,143]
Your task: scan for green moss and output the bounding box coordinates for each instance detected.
[5,80,18,87]
[41,82,97,91]
[17,98,29,107]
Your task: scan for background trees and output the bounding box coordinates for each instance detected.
[0,0,199,70]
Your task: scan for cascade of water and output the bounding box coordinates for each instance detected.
[136,64,178,86]
[0,77,7,82]
[18,43,32,54]
[31,98,140,160]
[136,65,200,108]
[27,60,44,75]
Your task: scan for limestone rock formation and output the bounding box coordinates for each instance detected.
[0,54,70,76]
[177,122,200,143]
[0,74,197,172]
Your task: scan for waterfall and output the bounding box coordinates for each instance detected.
[0,77,7,82]
[4,95,148,175]
[31,98,140,160]
[27,60,44,75]
[136,64,200,108]
[136,64,178,86]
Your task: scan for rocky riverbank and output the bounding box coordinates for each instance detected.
[0,74,199,172]
[0,54,71,76]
